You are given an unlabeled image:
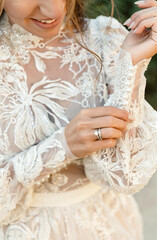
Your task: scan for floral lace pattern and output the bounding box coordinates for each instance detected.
[0,12,156,240]
[0,189,143,240]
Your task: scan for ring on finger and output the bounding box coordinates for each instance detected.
[94,128,103,140]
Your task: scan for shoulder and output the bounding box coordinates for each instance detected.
[0,14,13,62]
[84,16,129,78]
[87,15,128,36]
[85,16,128,52]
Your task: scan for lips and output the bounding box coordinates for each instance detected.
[31,17,61,29]
[32,19,56,24]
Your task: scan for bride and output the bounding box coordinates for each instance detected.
[0,0,157,239]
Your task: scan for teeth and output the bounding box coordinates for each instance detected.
[37,19,56,24]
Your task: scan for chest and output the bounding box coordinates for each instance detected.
[0,45,108,155]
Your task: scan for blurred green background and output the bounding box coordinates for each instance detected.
[85,0,157,110]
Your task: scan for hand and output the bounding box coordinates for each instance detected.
[123,0,157,65]
[65,107,132,158]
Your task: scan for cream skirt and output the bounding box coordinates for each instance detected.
[1,182,143,240]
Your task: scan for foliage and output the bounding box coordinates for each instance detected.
[85,0,157,109]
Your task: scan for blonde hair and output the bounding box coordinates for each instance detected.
[0,0,4,16]
[66,0,114,32]
[65,0,115,84]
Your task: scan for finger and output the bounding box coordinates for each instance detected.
[92,128,122,141]
[135,0,157,8]
[90,116,127,131]
[124,1,157,26]
[92,138,117,151]
[80,106,129,121]
[127,7,157,30]
[124,7,157,27]
[133,17,157,34]
[100,128,123,139]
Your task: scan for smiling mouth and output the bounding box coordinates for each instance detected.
[32,19,56,24]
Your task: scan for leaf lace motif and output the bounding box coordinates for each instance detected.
[0,62,79,151]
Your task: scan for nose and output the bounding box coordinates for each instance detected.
[38,0,65,19]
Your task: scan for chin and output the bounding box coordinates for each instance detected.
[35,30,60,39]
[29,20,64,40]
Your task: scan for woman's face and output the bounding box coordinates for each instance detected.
[4,0,66,40]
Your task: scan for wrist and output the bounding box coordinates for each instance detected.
[59,127,78,161]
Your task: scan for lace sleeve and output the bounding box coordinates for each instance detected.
[0,127,77,224]
[83,16,157,195]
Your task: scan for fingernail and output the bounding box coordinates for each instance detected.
[128,115,135,121]
[123,18,131,26]
[133,28,138,33]
[128,21,135,29]
[134,1,144,5]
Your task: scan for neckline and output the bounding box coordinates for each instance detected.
[1,12,66,46]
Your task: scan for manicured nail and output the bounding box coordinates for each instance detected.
[134,1,144,5]
[123,18,131,26]
[133,28,138,33]
[128,115,135,122]
[128,21,135,29]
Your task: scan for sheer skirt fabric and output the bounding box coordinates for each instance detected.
[0,185,143,240]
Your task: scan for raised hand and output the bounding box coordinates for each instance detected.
[123,0,157,65]
[65,107,132,158]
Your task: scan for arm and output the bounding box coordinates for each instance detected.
[83,16,157,195]
[0,127,77,224]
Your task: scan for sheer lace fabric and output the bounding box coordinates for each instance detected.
[0,189,143,240]
[0,13,156,239]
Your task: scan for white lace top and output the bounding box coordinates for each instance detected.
[0,13,157,225]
